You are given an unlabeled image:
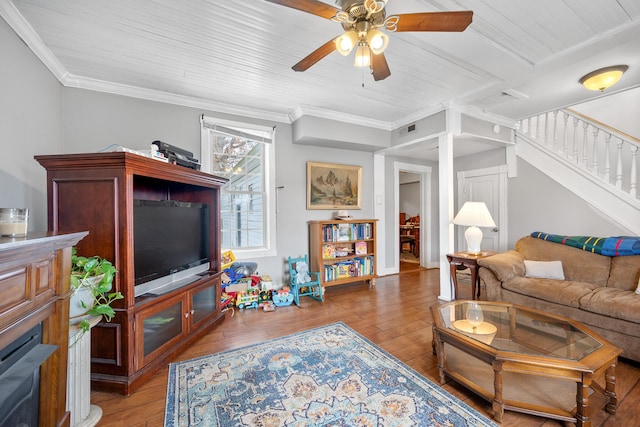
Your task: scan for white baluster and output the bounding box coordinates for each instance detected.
[630,145,638,198]
[581,121,589,168]
[603,133,611,183]
[591,127,599,175]
[535,113,542,143]
[572,116,579,162]
[552,110,559,150]
[544,111,550,146]
[615,138,623,189]
[562,112,569,157]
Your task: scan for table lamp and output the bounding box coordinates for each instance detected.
[452,202,496,254]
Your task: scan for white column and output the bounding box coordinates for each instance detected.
[67,316,103,427]
[438,131,455,301]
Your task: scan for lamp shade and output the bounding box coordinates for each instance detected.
[579,65,628,92]
[452,202,496,228]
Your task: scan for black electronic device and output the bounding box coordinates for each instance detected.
[133,199,210,297]
[153,140,201,170]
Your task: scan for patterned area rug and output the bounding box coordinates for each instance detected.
[165,322,496,426]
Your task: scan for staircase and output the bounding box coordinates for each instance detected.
[516,109,640,234]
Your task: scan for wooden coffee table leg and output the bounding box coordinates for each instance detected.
[433,329,446,385]
[576,374,592,427]
[491,360,504,422]
[605,360,618,414]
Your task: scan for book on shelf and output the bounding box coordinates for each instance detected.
[322,244,335,259]
[337,223,351,241]
[355,241,367,255]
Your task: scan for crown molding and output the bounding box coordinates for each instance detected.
[291,105,394,131]
[0,0,69,81]
[65,75,292,124]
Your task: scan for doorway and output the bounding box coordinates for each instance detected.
[394,161,432,273]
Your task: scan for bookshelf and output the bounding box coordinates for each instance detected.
[309,219,377,287]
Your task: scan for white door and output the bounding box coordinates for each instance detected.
[457,165,508,252]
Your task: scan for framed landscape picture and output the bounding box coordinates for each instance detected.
[307,161,362,210]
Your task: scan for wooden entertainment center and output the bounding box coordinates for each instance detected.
[35,152,228,395]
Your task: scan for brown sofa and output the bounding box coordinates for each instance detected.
[478,236,640,362]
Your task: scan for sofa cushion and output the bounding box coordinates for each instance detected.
[516,236,611,286]
[608,255,640,291]
[477,250,525,282]
[580,287,640,324]
[501,276,597,308]
[524,260,565,280]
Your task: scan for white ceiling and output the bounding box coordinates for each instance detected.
[2,0,640,134]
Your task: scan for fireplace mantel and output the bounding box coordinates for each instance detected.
[0,231,87,427]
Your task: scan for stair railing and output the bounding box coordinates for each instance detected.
[518,109,639,201]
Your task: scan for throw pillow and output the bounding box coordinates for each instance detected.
[635,276,640,295]
[524,260,565,280]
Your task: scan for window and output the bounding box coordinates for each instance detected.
[200,116,276,257]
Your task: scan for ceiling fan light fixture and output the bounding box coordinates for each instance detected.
[366,28,388,54]
[354,42,371,67]
[364,0,388,15]
[335,30,358,56]
[579,65,629,92]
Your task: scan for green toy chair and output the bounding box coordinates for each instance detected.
[287,255,323,306]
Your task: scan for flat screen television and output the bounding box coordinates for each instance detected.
[133,199,210,297]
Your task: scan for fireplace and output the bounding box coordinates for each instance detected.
[0,231,87,427]
[0,324,56,427]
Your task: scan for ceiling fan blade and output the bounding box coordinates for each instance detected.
[371,52,391,81]
[292,39,337,72]
[263,0,339,20]
[394,11,473,32]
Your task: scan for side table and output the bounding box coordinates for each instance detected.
[446,251,496,300]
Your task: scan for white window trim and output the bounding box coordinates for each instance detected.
[200,115,276,259]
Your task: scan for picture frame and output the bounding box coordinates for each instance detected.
[307,161,362,210]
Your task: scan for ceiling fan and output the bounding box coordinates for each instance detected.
[264,0,473,81]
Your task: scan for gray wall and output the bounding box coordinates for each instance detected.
[0,17,63,231]
[399,181,420,218]
[508,159,628,245]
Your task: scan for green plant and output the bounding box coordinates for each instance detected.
[70,248,123,337]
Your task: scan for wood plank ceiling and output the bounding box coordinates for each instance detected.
[3,0,640,127]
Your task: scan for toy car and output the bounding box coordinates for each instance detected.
[236,290,259,309]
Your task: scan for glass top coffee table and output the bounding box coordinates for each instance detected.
[431,300,622,427]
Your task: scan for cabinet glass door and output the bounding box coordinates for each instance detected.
[191,281,217,326]
[140,300,184,362]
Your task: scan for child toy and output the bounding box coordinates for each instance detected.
[259,301,276,312]
[272,288,294,306]
[295,260,311,283]
[235,289,259,309]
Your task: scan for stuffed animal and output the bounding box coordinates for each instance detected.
[295,260,311,284]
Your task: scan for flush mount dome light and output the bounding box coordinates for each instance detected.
[579,65,629,92]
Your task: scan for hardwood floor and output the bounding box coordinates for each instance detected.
[92,268,640,426]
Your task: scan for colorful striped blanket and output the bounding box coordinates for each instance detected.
[531,231,640,256]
